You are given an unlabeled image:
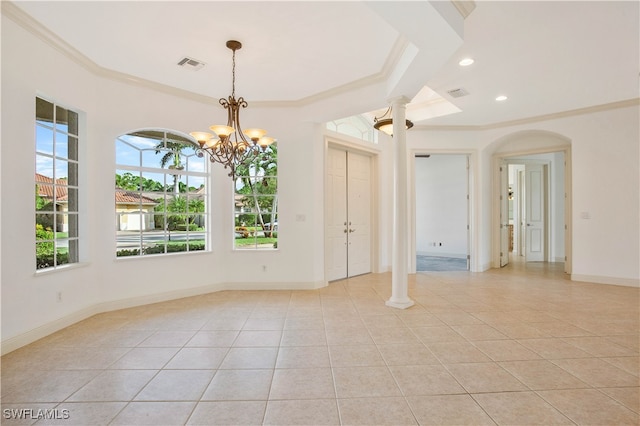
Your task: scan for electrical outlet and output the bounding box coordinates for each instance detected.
[262,265,267,272]
[56,291,62,303]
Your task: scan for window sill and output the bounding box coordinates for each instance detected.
[34,262,89,276]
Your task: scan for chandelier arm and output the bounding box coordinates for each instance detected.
[231,96,251,147]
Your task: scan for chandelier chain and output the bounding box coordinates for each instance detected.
[231,48,236,99]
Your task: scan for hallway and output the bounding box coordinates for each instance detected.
[2,264,638,425]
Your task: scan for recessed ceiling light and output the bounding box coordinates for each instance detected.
[495,95,508,101]
[458,58,474,67]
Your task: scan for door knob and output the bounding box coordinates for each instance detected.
[349,228,356,233]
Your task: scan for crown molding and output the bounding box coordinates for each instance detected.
[3,1,407,109]
[3,1,218,105]
[414,98,640,132]
[251,36,409,108]
[451,0,476,19]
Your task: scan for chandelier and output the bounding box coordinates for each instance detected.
[190,40,276,180]
[373,107,414,136]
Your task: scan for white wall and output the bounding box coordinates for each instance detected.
[415,155,468,258]
[1,15,327,352]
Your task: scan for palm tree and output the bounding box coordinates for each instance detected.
[155,140,192,198]
[235,145,278,237]
[115,172,140,191]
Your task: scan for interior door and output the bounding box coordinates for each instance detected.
[326,147,372,281]
[346,152,371,276]
[499,162,510,267]
[327,147,348,281]
[518,169,526,256]
[525,164,545,261]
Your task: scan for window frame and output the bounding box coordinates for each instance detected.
[35,97,81,271]
[115,129,210,258]
[233,145,278,251]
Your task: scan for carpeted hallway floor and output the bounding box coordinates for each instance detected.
[416,255,468,272]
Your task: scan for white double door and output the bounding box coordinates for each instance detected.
[327,147,372,281]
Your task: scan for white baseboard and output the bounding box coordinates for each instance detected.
[474,262,492,272]
[1,305,101,356]
[1,280,325,355]
[571,274,640,288]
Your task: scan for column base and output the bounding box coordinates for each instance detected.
[385,298,415,310]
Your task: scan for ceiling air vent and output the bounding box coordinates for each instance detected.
[177,57,205,71]
[447,87,469,98]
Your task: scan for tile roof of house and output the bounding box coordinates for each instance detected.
[35,173,69,200]
[36,174,158,205]
[115,189,158,205]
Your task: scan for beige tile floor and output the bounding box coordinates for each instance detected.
[1,261,638,425]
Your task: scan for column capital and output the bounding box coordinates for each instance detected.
[387,95,411,106]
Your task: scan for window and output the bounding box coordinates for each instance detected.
[234,145,278,250]
[326,115,377,143]
[115,130,208,257]
[35,97,80,270]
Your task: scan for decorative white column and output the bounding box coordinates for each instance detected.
[386,96,415,309]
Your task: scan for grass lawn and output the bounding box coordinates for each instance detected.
[235,237,277,247]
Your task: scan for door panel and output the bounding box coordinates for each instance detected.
[347,152,371,276]
[500,163,509,267]
[525,164,545,261]
[327,148,348,281]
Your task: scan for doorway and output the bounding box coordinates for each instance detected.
[326,146,373,281]
[498,151,568,269]
[415,154,470,272]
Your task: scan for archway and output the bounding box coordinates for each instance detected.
[489,130,572,273]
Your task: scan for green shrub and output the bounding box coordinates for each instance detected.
[36,252,69,269]
[116,241,205,257]
[116,249,141,257]
[174,223,199,231]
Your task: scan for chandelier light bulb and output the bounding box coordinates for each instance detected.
[244,128,267,142]
[209,125,235,139]
[258,136,276,149]
[204,137,220,149]
[189,131,214,145]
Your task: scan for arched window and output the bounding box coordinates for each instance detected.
[326,115,377,143]
[115,130,208,257]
